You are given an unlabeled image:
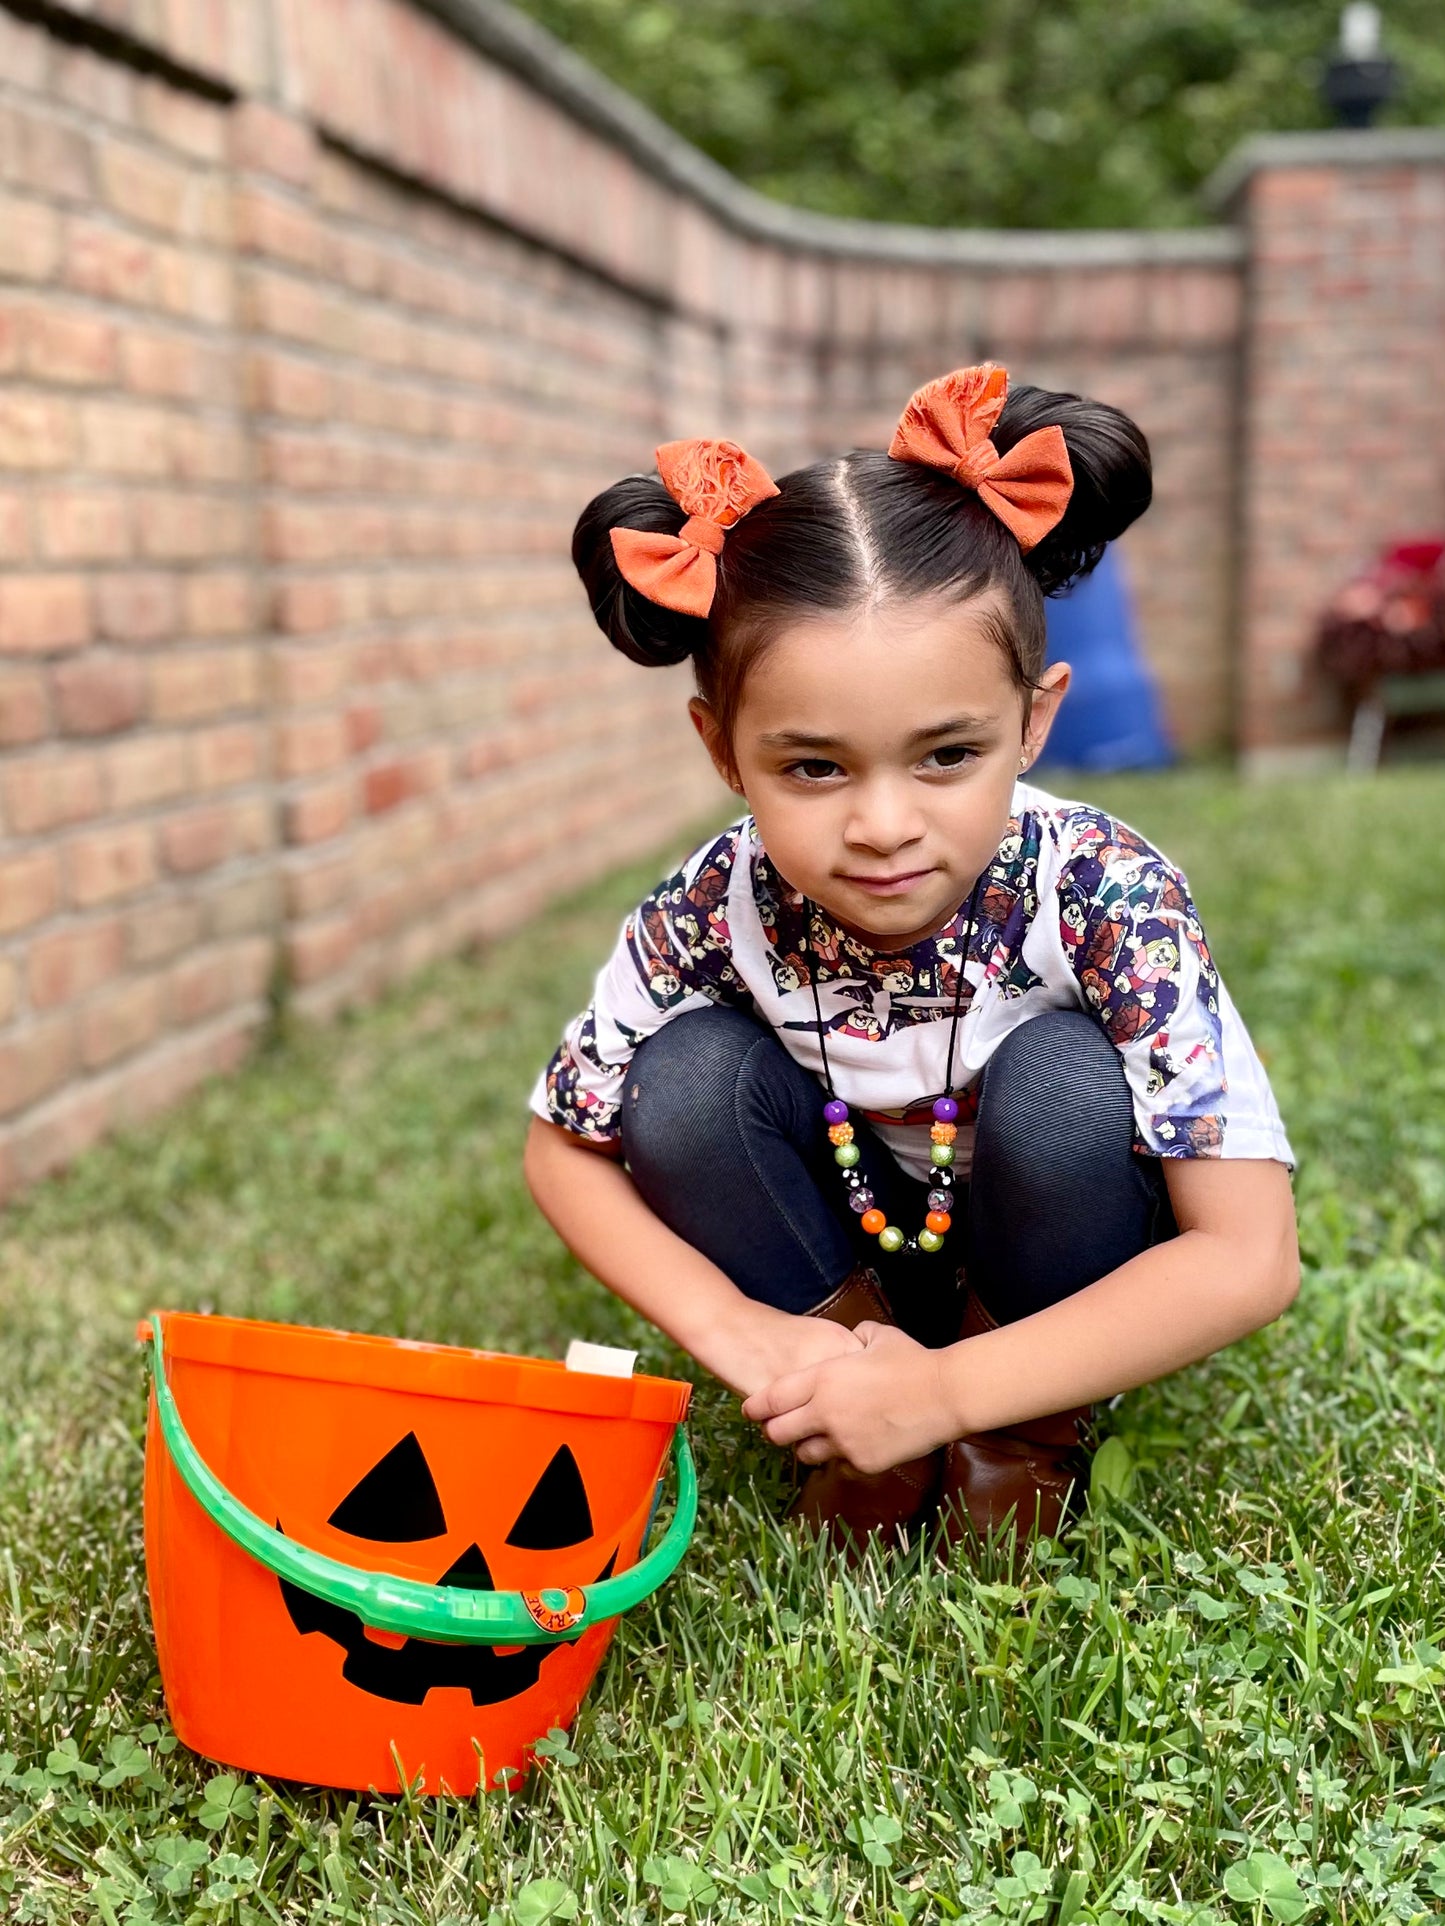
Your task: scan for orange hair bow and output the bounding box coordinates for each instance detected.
[610,438,780,619]
[888,364,1073,552]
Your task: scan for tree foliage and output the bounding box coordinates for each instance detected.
[510,0,1445,229]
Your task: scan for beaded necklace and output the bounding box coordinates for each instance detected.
[802,873,984,1256]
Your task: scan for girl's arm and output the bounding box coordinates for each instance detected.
[523,1116,863,1400]
[743,1156,1299,1472]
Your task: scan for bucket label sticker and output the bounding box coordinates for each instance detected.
[522,1587,587,1635]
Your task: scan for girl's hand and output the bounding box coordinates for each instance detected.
[741,1322,957,1473]
[710,1302,865,1403]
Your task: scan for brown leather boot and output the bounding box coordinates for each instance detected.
[786,1265,943,1556]
[936,1287,1094,1559]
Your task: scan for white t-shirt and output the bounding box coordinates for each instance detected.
[531,782,1294,1183]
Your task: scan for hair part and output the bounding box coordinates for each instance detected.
[571,381,1152,750]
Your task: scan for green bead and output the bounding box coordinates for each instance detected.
[877,1225,904,1253]
[834,1142,861,1169]
[930,1142,956,1168]
[917,1229,944,1253]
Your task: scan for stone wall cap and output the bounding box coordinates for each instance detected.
[1205,127,1445,212]
[418,0,1243,268]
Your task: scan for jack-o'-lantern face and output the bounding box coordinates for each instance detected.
[279,1433,617,1706]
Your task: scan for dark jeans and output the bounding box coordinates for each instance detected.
[619,1005,1175,1349]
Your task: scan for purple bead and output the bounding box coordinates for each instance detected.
[933,1096,958,1122]
[927,1188,951,1213]
[823,1099,849,1125]
[849,1188,875,1215]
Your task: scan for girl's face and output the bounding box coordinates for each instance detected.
[692,593,1069,949]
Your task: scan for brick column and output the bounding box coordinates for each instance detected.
[1213,131,1445,769]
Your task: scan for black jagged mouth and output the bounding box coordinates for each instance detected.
[277,1535,618,1707]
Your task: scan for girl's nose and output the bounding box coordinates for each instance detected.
[843,780,927,856]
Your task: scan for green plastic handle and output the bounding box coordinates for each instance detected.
[144,1314,697,1645]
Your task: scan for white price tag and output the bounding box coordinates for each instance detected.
[564,1339,637,1378]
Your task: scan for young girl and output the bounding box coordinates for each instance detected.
[524,364,1298,1556]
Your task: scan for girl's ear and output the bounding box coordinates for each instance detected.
[1020,662,1071,770]
[689,697,745,796]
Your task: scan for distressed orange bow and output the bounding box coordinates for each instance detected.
[611,438,780,618]
[888,364,1073,552]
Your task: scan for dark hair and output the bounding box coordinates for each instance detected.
[571,380,1151,747]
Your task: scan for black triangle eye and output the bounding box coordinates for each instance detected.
[328,1432,447,1541]
[439,1542,495,1592]
[505,1445,594,1550]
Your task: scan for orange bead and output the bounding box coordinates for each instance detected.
[860,1209,886,1236]
[925,1210,951,1235]
[827,1122,854,1146]
[930,1121,957,1144]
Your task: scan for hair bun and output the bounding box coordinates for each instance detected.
[572,475,708,667]
[994,386,1152,595]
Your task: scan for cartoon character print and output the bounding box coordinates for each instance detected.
[625,835,743,1011]
[543,830,758,1140]
[543,1011,620,1145]
[1178,1114,1224,1155]
[1087,917,1183,1045]
[628,895,689,1010]
[1155,1113,1224,1157]
[1060,898,1087,955]
[752,852,797,951]
[836,1008,885,1045]
[689,856,732,957]
[1129,932,1180,1006]
[972,814,1043,999]
[806,917,846,970]
[930,937,967,1004]
[1076,913,1131,1031]
[1061,814,1214,1049]
[1058,810,1231,1157]
[1143,1033,1175,1101]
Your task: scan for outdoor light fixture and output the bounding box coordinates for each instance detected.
[1321,3,1400,128]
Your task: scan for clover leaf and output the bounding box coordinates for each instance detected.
[643,1854,720,1910]
[197,1772,257,1830]
[844,1811,904,1868]
[512,1878,579,1924]
[1223,1851,1308,1923]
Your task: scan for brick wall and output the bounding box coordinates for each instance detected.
[0,12,271,1196]
[1,0,1442,1195]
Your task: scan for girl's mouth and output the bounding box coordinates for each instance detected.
[842,869,935,897]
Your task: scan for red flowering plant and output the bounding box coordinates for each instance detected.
[1316,539,1445,696]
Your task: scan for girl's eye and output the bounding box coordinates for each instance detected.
[788,759,842,782]
[924,744,977,770]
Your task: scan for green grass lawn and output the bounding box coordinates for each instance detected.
[4,768,1445,1926]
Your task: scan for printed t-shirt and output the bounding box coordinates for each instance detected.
[529,781,1295,1183]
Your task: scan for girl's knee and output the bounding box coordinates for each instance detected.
[978,1009,1134,1172]
[620,1005,766,1181]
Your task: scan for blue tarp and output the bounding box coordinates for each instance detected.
[1035,545,1174,773]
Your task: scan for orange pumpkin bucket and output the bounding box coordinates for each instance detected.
[138,1310,695,1794]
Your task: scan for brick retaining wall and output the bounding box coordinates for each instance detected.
[0,0,1442,1195]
